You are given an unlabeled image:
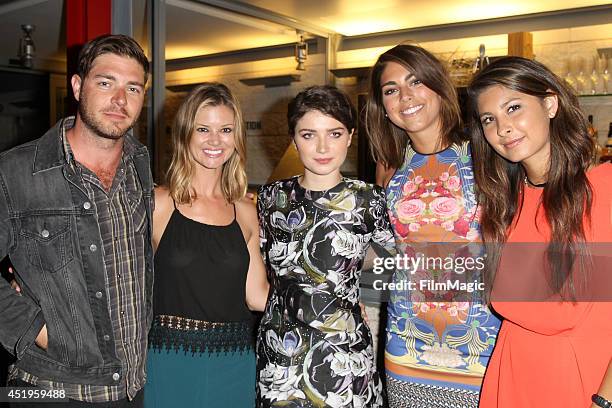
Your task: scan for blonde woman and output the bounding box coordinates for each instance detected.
[145,83,269,407]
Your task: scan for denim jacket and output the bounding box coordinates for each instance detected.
[0,120,154,385]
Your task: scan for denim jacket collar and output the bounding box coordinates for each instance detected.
[33,117,149,175]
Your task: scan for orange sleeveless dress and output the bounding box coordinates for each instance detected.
[479,163,612,407]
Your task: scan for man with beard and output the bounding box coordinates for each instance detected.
[0,35,153,407]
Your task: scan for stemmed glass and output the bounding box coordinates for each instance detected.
[563,59,577,92]
[592,57,606,95]
[576,56,591,95]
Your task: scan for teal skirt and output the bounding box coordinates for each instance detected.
[144,316,256,408]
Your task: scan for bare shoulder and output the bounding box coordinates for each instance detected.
[154,186,174,216]
[235,197,259,239]
[152,186,175,248]
[235,196,258,222]
[155,185,171,203]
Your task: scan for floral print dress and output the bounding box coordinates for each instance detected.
[384,141,501,407]
[256,177,396,408]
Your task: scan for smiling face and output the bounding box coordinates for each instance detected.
[380,61,442,142]
[188,104,236,172]
[477,85,558,175]
[72,53,146,140]
[293,110,353,187]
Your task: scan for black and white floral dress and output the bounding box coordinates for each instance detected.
[256,177,396,408]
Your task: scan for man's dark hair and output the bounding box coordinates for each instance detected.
[77,34,149,83]
[287,85,356,137]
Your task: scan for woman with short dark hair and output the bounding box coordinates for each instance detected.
[256,85,396,407]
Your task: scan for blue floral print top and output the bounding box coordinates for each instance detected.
[384,141,500,391]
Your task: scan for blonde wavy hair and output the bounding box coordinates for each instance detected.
[166,82,247,204]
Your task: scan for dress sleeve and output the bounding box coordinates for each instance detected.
[256,185,269,266]
[368,185,396,255]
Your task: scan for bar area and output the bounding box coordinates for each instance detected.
[0,1,610,407]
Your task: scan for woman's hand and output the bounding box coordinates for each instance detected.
[591,359,612,408]
[7,266,21,294]
[360,302,369,325]
[9,267,46,349]
[35,325,48,350]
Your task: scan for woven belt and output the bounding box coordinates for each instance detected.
[156,314,248,331]
[149,314,254,354]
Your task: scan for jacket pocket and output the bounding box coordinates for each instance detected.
[45,317,70,366]
[27,311,70,367]
[21,215,74,273]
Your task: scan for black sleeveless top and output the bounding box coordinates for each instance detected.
[153,202,252,322]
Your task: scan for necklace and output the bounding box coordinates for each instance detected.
[524,176,547,188]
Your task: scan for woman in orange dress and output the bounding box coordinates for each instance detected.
[467,57,612,407]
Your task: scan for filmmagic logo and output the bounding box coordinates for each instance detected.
[372,277,485,293]
[371,253,487,294]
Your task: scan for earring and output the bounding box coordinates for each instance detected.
[384,113,388,118]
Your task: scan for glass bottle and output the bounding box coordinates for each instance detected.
[588,115,601,162]
[599,122,612,163]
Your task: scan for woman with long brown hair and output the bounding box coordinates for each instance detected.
[468,57,612,407]
[145,83,269,407]
[366,44,500,407]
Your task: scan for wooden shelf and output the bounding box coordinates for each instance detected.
[578,93,612,98]
[166,83,200,93]
[330,67,371,79]
[239,74,301,88]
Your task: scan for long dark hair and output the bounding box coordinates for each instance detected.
[365,44,465,168]
[467,57,594,299]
